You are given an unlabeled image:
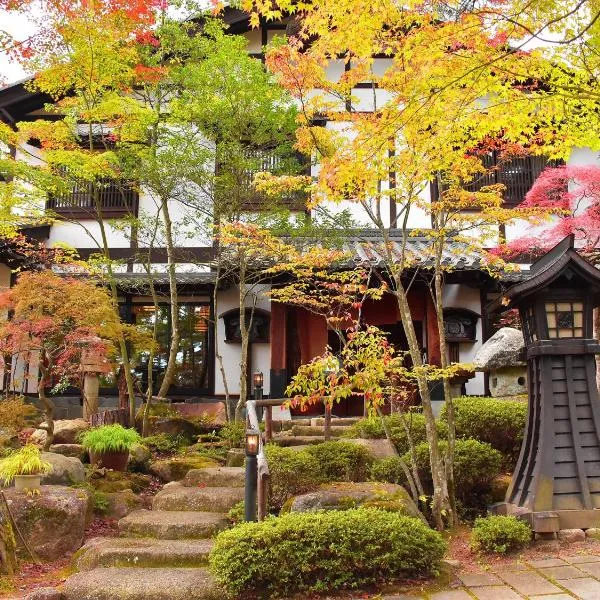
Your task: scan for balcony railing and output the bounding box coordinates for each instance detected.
[47,177,139,218]
[432,153,562,206]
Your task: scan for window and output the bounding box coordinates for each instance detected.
[523,305,537,342]
[545,301,583,338]
[133,303,211,393]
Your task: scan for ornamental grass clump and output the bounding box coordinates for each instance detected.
[0,445,52,485]
[80,424,141,453]
[209,508,447,598]
[471,515,532,554]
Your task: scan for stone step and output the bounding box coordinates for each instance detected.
[290,425,350,437]
[310,417,361,426]
[119,510,228,539]
[152,483,244,512]
[182,466,244,488]
[74,537,214,571]
[271,435,329,447]
[62,567,219,600]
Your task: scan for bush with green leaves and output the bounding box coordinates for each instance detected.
[143,433,186,454]
[345,413,447,455]
[470,515,532,554]
[404,438,502,504]
[305,441,373,482]
[219,421,245,449]
[209,508,446,598]
[369,456,408,485]
[0,445,52,485]
[265,444,323,510]
[80,424,141,454]
[440,396,526,468]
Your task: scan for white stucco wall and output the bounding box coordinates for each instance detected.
[443,283,485,396]
[214,285,272,396]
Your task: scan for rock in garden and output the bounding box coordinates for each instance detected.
[25,587,64,600]
[4,485,92,561]
[226,448,244,467]
[0,427,20,450]
[30,419,90,446]
[149,417,203,442]
[152,483,244,512]
[102,489,145,519]
[40,452,85,485]
[344,438,395,459]
[49,444,87,461]
[288,481,425,522]
[558,528,586,543]
[149,456,219,482]
[183,467,244,488]
[586,528,600,539]
[128,443,152,472]
[90,470,152,494]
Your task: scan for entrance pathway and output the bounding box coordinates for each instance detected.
[376,555,600,600]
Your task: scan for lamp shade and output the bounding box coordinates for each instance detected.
[245,429,260,456]
[253,371,264,388]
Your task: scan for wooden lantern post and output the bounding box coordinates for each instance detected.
[490,235,600,533]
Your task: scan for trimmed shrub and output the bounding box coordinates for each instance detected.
[265,444,323,509]
[369,456,407,485]
[404,438,503,503]
[0,396,38,431]
[345,413,447,455]
[440,396,527,468]
[219,421,245,449]
[209,508,447,598]
[470,515,532,554]
[305,441,373,482]
[143,433,186,453]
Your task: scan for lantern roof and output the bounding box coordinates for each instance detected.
[489,235,600,312]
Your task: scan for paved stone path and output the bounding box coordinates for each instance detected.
[376,555,600,599]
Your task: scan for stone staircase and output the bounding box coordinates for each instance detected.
[59,466,245,600]
[271,416,360,448]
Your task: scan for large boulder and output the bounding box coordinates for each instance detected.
[40,452,85,486]
[345,438,396,459]
[172,402,227,426]
[128,443,152,473]
[150,456,219,483]
[102,489,145,519]
[30,419,90,447]
[148,418,203,442]
[473,327,525,371]
[4,485,92,561]
[0,427,20,450]
[49,444,87,462]
[287,482,425,523]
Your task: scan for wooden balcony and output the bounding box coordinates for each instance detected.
[432,153,562,206]
[47,178,139,218]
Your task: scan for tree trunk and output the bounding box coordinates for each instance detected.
[213,278,232,421]
[37,358,55,452]
[156,198,180,399]
[82,373,99,420]
[235,273,249,421]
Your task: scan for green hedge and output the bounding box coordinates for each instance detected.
[304,441,373,482]
[209,508,447,597]
[369,456,408,485]
[404,438,502,503]
[471,515,532,554]
[440,396,526,468]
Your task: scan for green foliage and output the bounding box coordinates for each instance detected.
[404,439,503,503]
[440,396,526,468]
[345,412,447,455]
[219,422,245,449]
[209,508,446,598]
[0,396,38,431]
[0,445,52,485]
[471,516,532,554]
[143,433,186,454]
[227,501,246,525]
[304,441,373,482]
[369,457,407,485]
[265,444,322,510]
[136,402,178,420]
[80,424,141,454]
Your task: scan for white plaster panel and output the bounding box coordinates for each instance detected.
[47,220,129,248]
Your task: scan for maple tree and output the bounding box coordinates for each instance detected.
[0,271,143,450]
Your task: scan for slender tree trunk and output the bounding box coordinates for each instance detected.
[142,262,160,437]
[395,282,450,530]
[213,277,232,421]
[235,265,249,421]
[37,356,55,452]
[432,255,457,526]
[156,198,180,399]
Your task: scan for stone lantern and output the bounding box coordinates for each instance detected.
[489,235,600,533]
[79,336,111,420]
[473,327,527,398]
